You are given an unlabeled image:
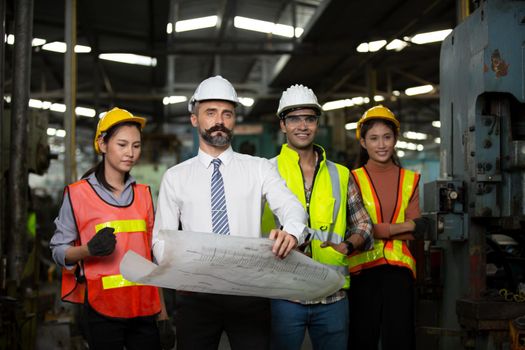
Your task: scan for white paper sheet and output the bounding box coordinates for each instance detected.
[120,230,345,300]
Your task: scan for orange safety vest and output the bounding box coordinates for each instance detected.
[60,179,161,318]
[348,166,419,278]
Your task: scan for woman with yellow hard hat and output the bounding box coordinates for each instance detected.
[347,105,427,350]
[50,108,174,349]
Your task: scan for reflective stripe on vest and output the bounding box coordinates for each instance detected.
[102,274,143,289]
[348,167,418,278]
[263,144,350,288]
[61,180,161,318]
[95,219,147,234]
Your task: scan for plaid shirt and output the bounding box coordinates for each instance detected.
[298,175,373,305]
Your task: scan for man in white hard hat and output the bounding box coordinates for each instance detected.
[262,84,373,350]
[152,76,308,349]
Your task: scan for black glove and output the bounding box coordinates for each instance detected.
[157,319,176,350]
[87,227,116,256]
[413,217,430,240]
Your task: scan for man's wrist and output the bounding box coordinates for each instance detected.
[344,241,355,256]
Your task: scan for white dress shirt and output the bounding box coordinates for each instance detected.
[152,146,307,261]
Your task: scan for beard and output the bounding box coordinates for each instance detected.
[201,124,233,147]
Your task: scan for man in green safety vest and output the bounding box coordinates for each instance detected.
[262,84,373,350]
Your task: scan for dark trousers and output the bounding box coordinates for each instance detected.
[175,291,271,350]
[83,303,161,350]
[348,265,415,350]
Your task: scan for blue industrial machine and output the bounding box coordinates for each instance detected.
[423,0,525,348]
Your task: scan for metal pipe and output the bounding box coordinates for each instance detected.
[456,0,470,24]
[64,0,77,184]
[7,0,33,284]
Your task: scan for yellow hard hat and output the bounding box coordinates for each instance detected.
[356,105,400,140]
[94,107,146,154]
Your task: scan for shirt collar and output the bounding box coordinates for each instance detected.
[198,146,234,168]
[87,171,136,190]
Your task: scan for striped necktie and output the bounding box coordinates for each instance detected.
[210,158,230,235]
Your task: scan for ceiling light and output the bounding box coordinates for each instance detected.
[351,97,365,105]
[397,150,405,158]
[75,106,96,117]
[47,128,57,136]
[396,140,421,150]
[166,23,173,34]
[175,15,218,32]
[368,40,386,52]
[50,103,66,113]
[322,99,353,111]
[234,16,303,38]
[162,95,187,105]
[403,131,428,140]
[5,34,46,47]
[374,95,385,102]
[356,43,369,53]
[42,42,91,53]
[55,129,67,138]
[405,84,434,96]
[386,39,408,51]
[345,122,357,130]
[356,40,387,53]
[392,90,401,96]
[432,120,441,128]
[434,137,441,144]
[416,144,424,151]
[409,29,452,44]
[99,53,157,67]
[238,97,255,107]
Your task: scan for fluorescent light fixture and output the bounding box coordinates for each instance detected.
[396,140,421,150]
[99,53,157,67]
[4,95,11,103]
[374,95,385,102]
[409,29,452,45]
[345,122,358,130]
[162,95,187,105]
[76,106,96,118]
[166,23,173,34]
[234,16,303,38]
[55,129,67,138]
[434,137,441,144]
[403,131,428,140]
[405,84,434,96]
[432,120,441,128]
[238,97,255,107]
[175,15,218,32]
[416,144,424,151]
[397,150,405,157]
[99,112,107,119]
[6,34,14,45]
[351,97,365,105]
[356,40,386,53]
[356,43,369,53]
[364,97,370,104]
[322,99,353,111]
[29,99,44,109]
[47,128,57,136]
[386,39,407,51]
[32,38,46,46]
[50,103,66,113]
[369,40,386,52]
[42,42,92,53]
[392,90,401,96]
[4,34,45,46]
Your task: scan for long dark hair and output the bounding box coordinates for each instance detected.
[82,121,142,191]
[355,119,401,168]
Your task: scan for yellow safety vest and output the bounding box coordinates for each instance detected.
[348,166,419,278]
[262,144,351,288]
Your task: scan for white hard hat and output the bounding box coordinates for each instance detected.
[277,84,322,119]
[188,75,239,112]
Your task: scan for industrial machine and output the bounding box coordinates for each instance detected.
[423,0,525,348]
